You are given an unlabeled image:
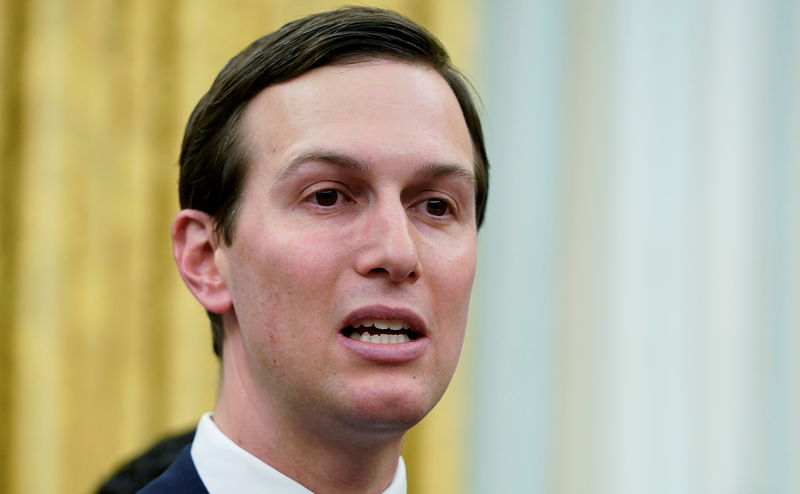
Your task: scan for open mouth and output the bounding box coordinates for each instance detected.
[341,319,423,344]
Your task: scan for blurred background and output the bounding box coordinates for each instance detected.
[1,0,798,493]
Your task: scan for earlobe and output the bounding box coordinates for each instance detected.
[172,209,233,314]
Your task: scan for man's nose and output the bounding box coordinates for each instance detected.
[354,199,421,283]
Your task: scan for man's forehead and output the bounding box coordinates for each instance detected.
[240,60,463,130]
[237,59,474,175]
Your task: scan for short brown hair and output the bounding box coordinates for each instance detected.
[179,6,489,357]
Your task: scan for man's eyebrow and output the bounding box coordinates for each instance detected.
[415,161,476,186]
[271,150,475,188]
[271,151,369,190]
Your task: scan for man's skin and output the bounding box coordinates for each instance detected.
[172,59,477,493]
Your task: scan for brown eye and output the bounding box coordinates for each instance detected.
[314,189,338,206]
[425,199,449,216]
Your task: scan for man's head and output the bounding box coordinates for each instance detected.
[176,7,488,357]
[172,7,488,446]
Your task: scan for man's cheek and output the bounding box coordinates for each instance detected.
[283,252,343,291]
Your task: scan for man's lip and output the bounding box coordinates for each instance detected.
[338,332,429,363]
[339,305,428,337]
[338,306,429,363]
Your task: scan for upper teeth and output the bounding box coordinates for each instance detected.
[352,319,410,331]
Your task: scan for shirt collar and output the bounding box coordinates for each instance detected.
[191,412,407,494]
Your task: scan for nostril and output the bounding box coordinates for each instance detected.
[367,266,419,282]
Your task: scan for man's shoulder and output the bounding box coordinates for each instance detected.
[138,444,208,494]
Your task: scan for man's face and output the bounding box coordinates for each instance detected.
[217,60,477,435]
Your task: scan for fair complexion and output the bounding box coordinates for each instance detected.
[173,59,477,493]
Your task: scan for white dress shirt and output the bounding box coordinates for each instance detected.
[191,413,407,494]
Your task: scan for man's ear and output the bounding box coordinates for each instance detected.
[172,209,233,314]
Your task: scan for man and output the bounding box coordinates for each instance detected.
[141,6,489,493]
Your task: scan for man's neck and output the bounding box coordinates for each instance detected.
[214,354,405,494]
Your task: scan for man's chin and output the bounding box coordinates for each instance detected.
[337,386,443,435]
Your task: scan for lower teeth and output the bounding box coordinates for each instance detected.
[349,332,410,344]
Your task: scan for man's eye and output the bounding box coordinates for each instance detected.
[425,198,450,217]
[314,189,339,206]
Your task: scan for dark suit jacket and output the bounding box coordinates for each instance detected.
[137,444,209,494]
[97,428,196,494]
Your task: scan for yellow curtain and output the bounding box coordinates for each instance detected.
[0,0,478,493]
